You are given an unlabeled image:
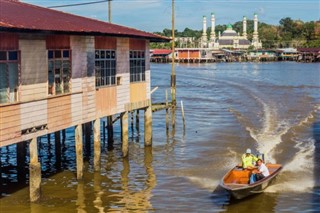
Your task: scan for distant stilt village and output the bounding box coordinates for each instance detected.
[151,13,320,63]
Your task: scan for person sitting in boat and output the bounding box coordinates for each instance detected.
[249,159,270,184]
[240,148,258,169]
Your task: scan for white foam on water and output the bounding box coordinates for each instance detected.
[265,137,315,193]
[187,176,220,191]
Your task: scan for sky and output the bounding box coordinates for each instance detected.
[22,0,320,32]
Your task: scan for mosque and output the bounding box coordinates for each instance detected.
[201,13,262,49]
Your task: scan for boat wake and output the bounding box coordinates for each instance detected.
[222,79,320,192]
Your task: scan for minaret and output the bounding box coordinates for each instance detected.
[253,13,259,43]
[210,13,216,42]
[243,16,247,39]
[201,16,207,47]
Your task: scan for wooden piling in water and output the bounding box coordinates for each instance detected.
[144,106,152,146]
[165,90,169,132]
[136,110,140,132]
[121,112,129,157]
[181,100,186,129]
[107,116,114,147]
[29,137,41,202]
[75,124,83,180]
[54,131,61,170]
[103,121,106,145]
[93,119,101,172]
[17,141,27,183]
[84,122,91,159]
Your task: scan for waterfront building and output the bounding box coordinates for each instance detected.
[201,13,262,49]
[0,0,168,201]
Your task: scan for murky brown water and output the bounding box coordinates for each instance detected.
[1,62,320,212]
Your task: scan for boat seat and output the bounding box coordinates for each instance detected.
[238,177,249,184]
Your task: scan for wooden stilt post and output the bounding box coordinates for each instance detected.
[47,133,51,143]
[144,105,152,146]
[17,141,27,183]
[29,137,41,202]
[75,124,83,180]
[62,129,66,143]
[54,131,61,170]
[165,90,169,133]
[85,122,91,159]
[121,112,129,157]
[181,100,186,129]
[130,111,134,132]
[93,118,101,172]
[136,110,140,132]
[107,116,114,149]
[103,121,106,145]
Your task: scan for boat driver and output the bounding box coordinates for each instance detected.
[240,148,258,169]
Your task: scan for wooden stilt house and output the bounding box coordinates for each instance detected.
[0,0,169,147]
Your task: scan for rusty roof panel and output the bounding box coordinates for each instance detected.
[0,0,169,42]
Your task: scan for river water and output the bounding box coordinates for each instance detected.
[0,62,320,212]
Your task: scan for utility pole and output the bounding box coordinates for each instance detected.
[108,0,112,23]
[171,0,176,106]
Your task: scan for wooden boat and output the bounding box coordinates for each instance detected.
[219,164,282,199]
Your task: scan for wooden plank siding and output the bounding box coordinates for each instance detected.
[95,87,117,117]
[130,82,147,103]
[0,105,21,145]
[47,95,72,132]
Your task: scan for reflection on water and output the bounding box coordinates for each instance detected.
[0,62,319,212]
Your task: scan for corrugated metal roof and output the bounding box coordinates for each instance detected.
[0,0,169,42]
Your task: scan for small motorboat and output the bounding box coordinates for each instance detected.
[219,164,282,199]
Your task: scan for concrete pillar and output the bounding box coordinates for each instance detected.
[121,112,129,157]
[144,106,152,146]
[93,118,101,172]
[29,137,41,202]
[75,124,83,180]
[17,141,27,183]
[54,131,61,171]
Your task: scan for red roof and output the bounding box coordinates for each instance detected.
[297,48,320,53]
[151,49,172,55]
[0,0,169,42]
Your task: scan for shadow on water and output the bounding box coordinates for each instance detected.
[0,125,99,199]
[312,121,320,208]
[211,183,279,212]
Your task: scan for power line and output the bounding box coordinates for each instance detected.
[48,0,109,9]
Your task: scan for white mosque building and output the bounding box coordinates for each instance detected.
[201,13,262,49]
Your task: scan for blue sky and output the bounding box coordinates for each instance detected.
[22,0,320,32]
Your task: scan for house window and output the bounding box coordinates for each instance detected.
[0,50,19,104]
[95,50,116,87]
[48,49,71,95]
[130,50,145,82]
